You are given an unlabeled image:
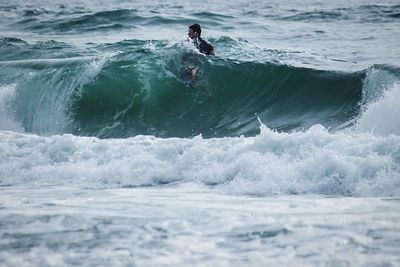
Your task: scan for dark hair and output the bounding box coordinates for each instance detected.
[189,23,201,36]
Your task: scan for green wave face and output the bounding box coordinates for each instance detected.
[68,41,365,138]
[0,39,380,138]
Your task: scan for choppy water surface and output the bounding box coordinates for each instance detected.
[1,186,400,266]
[1,0,400,265]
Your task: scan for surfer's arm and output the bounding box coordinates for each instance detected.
[209,49,215,56]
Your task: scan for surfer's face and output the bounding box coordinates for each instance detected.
[188,28,198,39]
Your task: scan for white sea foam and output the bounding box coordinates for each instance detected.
[1,124,399,197]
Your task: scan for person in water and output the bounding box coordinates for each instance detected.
[187,23,215,81]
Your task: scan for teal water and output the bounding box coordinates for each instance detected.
[2,42,370,138]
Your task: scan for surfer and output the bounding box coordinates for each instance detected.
[187,23,215,81]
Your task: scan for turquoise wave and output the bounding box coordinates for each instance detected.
[1,38,399,138]
[69,56,364,138]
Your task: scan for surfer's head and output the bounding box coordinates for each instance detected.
[188,23,201,39]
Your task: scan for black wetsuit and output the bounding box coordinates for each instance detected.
[181,37,213,81]
[192,37,214,55]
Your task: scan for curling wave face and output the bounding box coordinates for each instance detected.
[3,38,399,138]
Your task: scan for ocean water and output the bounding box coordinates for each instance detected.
[1,0,400,266]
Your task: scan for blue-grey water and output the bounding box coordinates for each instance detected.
[1,0,400,266]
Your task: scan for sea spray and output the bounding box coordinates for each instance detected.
[0,84,23,132]
[356,82,400,136]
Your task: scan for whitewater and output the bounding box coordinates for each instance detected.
[1,0,400,266]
